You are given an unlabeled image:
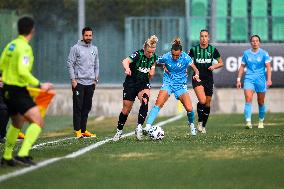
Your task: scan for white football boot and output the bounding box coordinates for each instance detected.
[258,120,264,129]
[113,129,122,141]
[197,122,203,132]
[135,124,143,140]
[246,121,252,129]
[143,124,151,135]
[189,123,197,136]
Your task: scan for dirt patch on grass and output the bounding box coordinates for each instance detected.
[112,152,155,160]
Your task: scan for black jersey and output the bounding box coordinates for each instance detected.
[124,49,157,85]
[188,44,221,80]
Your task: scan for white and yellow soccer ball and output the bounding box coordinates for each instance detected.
[148,126,165,140]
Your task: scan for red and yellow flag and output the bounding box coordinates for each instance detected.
[27,87,55,117]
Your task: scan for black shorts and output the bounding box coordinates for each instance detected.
[123,81,151,101]
[0,88,7,110]
[3,84,36,115]
[192,78,214,97]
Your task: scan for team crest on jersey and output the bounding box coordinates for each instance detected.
[257,56,261,62]
[130,52,138,59]
[207,52,211,56]
[8,44,16,52]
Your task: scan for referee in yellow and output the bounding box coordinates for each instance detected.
[0,17,53,166]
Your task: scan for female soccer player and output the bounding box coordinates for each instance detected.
[113,35,158,141]
[236,35,272,129]
[188,29,223,134]
[144,38,200,136]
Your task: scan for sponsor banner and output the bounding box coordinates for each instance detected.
[213,44,284,87]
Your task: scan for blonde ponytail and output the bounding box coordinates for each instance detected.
[144,35,158,49]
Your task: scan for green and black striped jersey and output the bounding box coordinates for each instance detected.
[125,49,157,84]
[188,44,221,80]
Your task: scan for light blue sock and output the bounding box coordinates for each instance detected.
[146,105,160,125]
[244,102,252,121]
[187,111,195,124]
[258,104,266,120]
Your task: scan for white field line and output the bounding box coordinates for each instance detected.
[32,137,75,149]
[0,114,183,183]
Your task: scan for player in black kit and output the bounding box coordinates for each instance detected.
[113,35,158,141]
[188,29,223,134]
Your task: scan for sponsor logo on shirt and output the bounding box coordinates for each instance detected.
[22,56,30,65]
[137,67,150,73]
[196,58,212,64]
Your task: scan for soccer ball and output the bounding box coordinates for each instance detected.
[148,126,165,140]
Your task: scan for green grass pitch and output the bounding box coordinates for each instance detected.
[0,113,283,189]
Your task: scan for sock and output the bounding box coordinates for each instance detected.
[117,112,128,130]
[187,110,195,125]
[146,105,160,125]
[258,104,266,121]
[3,125,20,160]
[244,102,252,122]
[137,95,149,125]
[0,109,9,138]
[202,106,211,128]
[197,102,204,122]
[18,123,42,157]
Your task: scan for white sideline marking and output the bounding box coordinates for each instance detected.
[0,114,183,182]
[32,137,75,149]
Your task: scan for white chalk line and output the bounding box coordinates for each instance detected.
[0,114,183,182]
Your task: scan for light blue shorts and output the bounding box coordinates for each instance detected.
[244,77,266,93]
[161,83,188,99]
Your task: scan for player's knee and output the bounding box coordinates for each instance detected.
[121,108,131,115]
[184,105,193,112]
[142,93,149,106]
[199,98,206,105]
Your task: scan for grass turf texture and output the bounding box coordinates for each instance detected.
[0,113,283,189]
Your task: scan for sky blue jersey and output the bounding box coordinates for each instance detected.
[157,51,193,85]
[241,48,271,78]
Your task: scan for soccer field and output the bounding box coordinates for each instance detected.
[0,113,283,189]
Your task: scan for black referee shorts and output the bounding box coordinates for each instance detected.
[3,84,36,116]
[123,81,151,101]
[192,78,214,97]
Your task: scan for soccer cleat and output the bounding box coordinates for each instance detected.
[258,120,264,129]
[246,121,252,129]
[201,127,206,134]
[15,156,36,166]
[135,124,143,140]
[82,130,96,138]
[189,123,197,136]
[75,130,83,138]
[18,132,25,140]
[143,124,151,135]
[1,157,16,167]
[113,129,122,142]
[197,122,203,132]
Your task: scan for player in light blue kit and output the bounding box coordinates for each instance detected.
[142,38,200,136]
[236,35,272,129]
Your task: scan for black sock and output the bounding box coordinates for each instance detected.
[117,112,128,130]
[197,102,205,122]
[202,106,211,128]
[0,109,9,138]
[137,95,149,125]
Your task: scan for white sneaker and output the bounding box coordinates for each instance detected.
[113,129,122,141]
[197,122,203,132]
[143,124,151,135]
[246,121,252,129]
[201,127,206,134]
[258,120,264,129]
[135,124,143,140]
[189,123,197,136]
